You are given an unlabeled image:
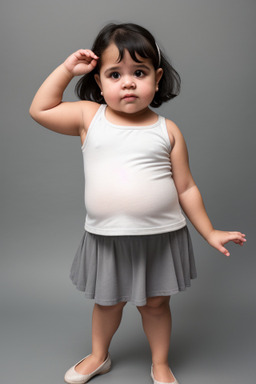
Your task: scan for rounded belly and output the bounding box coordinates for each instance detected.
[85,172,179,221]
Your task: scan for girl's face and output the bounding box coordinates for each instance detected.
[94,43,163,118]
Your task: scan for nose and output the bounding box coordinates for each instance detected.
[122,77,136,89]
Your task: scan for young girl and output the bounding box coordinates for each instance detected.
[29,23,246,384]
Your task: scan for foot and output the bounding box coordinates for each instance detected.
[64,353,111,384]
[75,354,108,375]
[152,363,177,383]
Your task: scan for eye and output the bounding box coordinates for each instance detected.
[134,70,144,78]
[110,72,120,79]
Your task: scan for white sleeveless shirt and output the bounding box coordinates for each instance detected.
[81,105,186,235]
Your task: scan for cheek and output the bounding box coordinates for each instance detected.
[141,81,157,98]
[140,77,156,91]
[102,82,119,100]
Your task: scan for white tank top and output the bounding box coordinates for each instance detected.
[81,104,186,235]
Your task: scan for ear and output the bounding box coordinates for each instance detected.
[155,68,163,91]
[94,74,102,91]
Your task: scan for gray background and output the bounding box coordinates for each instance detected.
[1,0,255,383]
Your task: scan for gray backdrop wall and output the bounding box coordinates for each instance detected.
[1,1,255,383]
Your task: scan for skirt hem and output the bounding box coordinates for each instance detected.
[71,275,197,307]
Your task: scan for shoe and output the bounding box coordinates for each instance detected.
[151,364,179,384]
[64,354,111,384]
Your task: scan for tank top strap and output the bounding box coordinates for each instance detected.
[158,116,172,153]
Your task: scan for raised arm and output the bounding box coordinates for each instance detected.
[167,119,246,256]
[29,49,99,136]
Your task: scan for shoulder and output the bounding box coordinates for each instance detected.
[165,118,184,149]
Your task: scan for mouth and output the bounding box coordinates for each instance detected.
[122,94,138,101]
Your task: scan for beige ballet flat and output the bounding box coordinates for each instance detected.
[64,353,111,384]
[151,364,179,384]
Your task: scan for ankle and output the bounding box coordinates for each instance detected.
[152,361,169,368]
[91,351,109,363]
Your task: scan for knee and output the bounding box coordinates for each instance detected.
[137,296,170,316]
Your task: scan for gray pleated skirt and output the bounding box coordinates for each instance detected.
[70,226,197,307]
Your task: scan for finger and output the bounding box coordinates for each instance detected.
[79,49,99,60]
[227,232,247,244]
[229,231,246,237]
[218,245,230,257]
[233,239,245,245]
[73,53,98,68]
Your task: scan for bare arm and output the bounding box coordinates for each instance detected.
[167,120,246,256]
[29,49,99,136]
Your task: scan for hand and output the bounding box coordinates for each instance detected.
[207,229,246,256]
[63,49,99,76]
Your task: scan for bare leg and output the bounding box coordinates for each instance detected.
[137,296,175,383]
[76,301,126,374]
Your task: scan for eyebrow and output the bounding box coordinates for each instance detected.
[104,63,151,76]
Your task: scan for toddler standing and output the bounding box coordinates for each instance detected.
[30,23,246,384]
